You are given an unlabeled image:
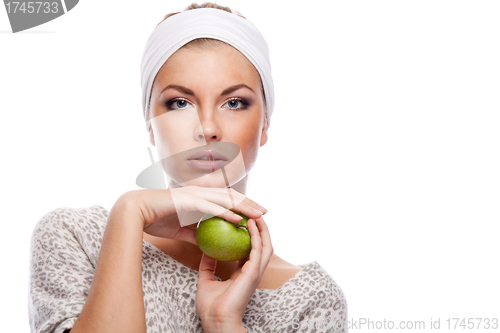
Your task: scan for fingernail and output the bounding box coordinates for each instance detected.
[234,213,243,220]
[253,208,263,216]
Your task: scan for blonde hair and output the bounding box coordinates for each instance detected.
[152,2,268,127]
[158,2,246,24]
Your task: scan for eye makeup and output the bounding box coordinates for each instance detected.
[164,97,251,111]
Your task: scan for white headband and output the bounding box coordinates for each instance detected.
[140,7,275,132]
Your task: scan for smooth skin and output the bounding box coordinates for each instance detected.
[70,43,301,333]
[147,43,267,189]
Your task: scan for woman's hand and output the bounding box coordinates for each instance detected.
[195,215,273,332]
[118,186,267,245]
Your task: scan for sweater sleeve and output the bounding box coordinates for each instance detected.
[295,273,349,333]
[296,290,348,332]
[28,207,101,333]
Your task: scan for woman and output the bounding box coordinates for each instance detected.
[29,2,348,332]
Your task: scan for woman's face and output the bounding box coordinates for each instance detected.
[148,43,268,188]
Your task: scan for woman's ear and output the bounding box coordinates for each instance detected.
[260,121,268,147]
[149,128,155,146]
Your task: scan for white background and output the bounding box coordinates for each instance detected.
[1,0,499,332]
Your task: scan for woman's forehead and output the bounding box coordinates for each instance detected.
[154,45,261,91]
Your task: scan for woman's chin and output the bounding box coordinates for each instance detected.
[169,163,247,188]
[181,175,229,188]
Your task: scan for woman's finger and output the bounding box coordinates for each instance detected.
[254,216,273,274]
[198,188,265,220]
[191,198,244,223]
[198,253,217,283]
[246,219,262,273]
[182,186,246,209]
[223,187,267,214]
[226,219,262,294]
[181,186,267,217]
[231,200,264,220]
[172,189,249,223]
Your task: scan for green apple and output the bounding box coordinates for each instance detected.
[196,210,251,261]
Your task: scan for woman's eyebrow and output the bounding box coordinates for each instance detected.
[160,84,195,96]
[159,83,255,96]
[220,84,255,96]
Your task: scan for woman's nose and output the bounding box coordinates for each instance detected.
[194,109,222,142]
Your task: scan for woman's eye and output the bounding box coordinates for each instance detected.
[224,98,249,110]
[166,98,191,110]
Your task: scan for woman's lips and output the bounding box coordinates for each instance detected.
[187,149,229,172]
[187,158,229,171]
[187,149,228,161]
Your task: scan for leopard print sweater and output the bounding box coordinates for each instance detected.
[29,205,348,332]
